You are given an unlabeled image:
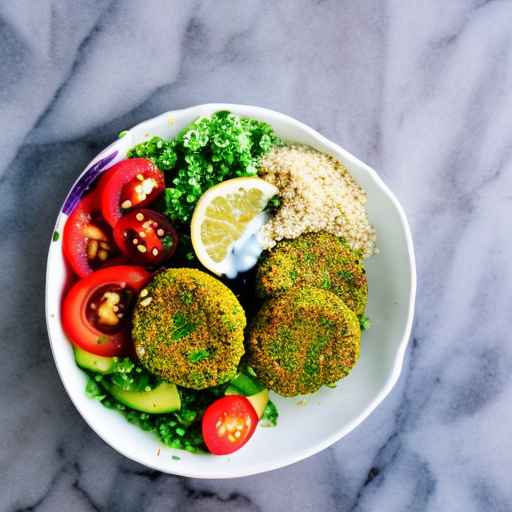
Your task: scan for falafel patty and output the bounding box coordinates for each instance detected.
[248,287,360,396]
[132,268,246,389]
[256,232,368,315]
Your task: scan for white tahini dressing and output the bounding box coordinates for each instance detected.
[223,212,269,279]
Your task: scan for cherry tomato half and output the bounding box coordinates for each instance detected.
[113,209,178,266]
[202,396,258,455]
[98,158,164,227]
[61,266,151,356]
[63,193,117,277]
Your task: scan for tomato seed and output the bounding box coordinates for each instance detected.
[121,200,132,209]
[140,289,148,298]
[87,240,99,259]
[136,174,144,181]
[152,248,159,256]
[137,245,147,253]
[135,213,145,222]
[156,228,165,237]
[98,249,109,261]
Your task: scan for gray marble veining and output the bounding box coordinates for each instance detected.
[2,1,511,511]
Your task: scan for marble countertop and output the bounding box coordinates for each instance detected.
[2,1,511,510]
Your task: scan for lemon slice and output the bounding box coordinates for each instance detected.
[191,177,278,277]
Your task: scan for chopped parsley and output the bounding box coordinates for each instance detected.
[264,194,282,215]
[162,235,174,249]
[321,274,331,289]
[359,314,371,331]
[180,291,193,305]
[52,231,60,241]
[171,312,198,340]
[260,400,279,427]
[338,270,355,285]
[188,349,210,363]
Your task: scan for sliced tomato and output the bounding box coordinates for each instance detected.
[62,266,151,356]
[98,158,164,227]
[202,396,258,455]
[63,193,116,277]
[113,209,178,266]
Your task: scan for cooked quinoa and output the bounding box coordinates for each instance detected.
[258,144,376,257]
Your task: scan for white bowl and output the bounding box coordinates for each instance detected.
[45,104,416,478]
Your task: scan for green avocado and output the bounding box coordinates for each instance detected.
[103,381,181,414]
[74,346,115,375]
[247,389,269,419]
[225,373,269,418]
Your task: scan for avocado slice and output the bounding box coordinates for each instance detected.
[74,346,115,375]
[225,373,269,418]
[247,389,269,419]
[103,381,181,414]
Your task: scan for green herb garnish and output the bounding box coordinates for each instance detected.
[260,400,279,427]
[52,231,60,241]
[338,270,355,285]
[188,349,210,363]
[85,376,106,400]
[359,314,371,331]
[265,194,282,215]
[162,235,174,249]
[172,312,198,340]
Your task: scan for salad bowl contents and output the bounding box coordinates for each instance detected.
[46,105,415,477]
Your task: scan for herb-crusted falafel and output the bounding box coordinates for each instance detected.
[248,287,361,396]
[132,268,246,389]
[256,232,368,315]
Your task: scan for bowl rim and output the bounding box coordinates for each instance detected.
[45,103,416,478]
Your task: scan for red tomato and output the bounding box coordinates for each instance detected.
[98,158,164,227]
[113,209,178,266]
[202,396,258,455]
[63,193,116,277]
[61,266,151,356]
